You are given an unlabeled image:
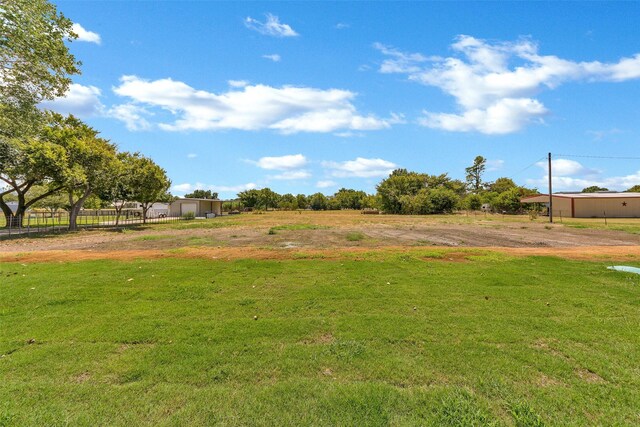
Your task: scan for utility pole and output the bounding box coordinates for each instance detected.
[548,152,553,223]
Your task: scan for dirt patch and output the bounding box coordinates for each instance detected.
[301,332,335,345]
[537,373,564,387]
[3,245,640,263]
[72,371,91,383]
[576,368,606,383]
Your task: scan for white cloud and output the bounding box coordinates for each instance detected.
[228,80,249,88]
[254,154,307,170]
[376,35,640,134]
[112,75,397,133]
[535,159,599,177]
[336,23,350,30]
[171,182,258,195]
[187,153,198,159]
[108,103,152,131]
[527,158,638,191]
[40,83,103,117]
[316,180,337,188]
[322,157,397,178]
[269,170,311,180]
[486,159,505,171]
[245,14,298,37]
[527,173,640,192]
[71,23,101,44]
[262,54,281,62]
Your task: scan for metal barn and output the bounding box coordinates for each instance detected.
[521,192,640,218]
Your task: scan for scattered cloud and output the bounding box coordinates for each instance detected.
[269,170,312,180]
[112,75,398,133]
[316,180,337,188]
[108,103,152,131]
[322,157,397,178]
[171,182,258,195]
[535,159,599,177]
[586,128,623,141]
[187,153,198,159]
[245,14,298,37]
[253,154,308,170]
[376,35,640,134]
[71,23,101,44]
[228,80,249,88]
[336,23,350,30]
[525,158,639,191]
[527,173,640,192]
[40,83,104,117]
[262,54,281,62]
[486,159,505,171]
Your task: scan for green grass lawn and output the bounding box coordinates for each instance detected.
[1,253,639,426]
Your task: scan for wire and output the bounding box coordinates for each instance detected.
[554,154,640,160]
[509,156,547,177]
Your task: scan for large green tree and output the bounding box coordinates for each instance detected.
[43,114,118,230]
[0,134,67,227]
[1,0,81,227]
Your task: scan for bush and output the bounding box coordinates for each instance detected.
[181,211,196,220]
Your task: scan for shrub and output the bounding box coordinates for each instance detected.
[181,211,196,220]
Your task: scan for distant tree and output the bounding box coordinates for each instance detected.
[296,194,308,210]
[465,156,486,193]
[309,193,328,210]
[27,185,68,214]
[333,188,368,210]
[259,188,280,210]
[492,186,538,214]
[488,177,517,194]
[127,156,171,224]
[184,189,218,199]
[238,189,261,209]
[581,186,609,193]
[626,185,640,192]
[463,194,483,211]
[278,193,297,210]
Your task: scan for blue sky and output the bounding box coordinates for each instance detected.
[47,1,640,197]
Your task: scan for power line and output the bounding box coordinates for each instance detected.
[555,154,640,160]
[509,156,547,177]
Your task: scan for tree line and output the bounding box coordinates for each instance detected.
[229,157,538,214]
[0,0,171,229]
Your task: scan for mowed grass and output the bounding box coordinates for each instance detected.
[1,254,639,426]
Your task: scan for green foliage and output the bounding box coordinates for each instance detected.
[333,188,368,210]
[465,155,486,193]
[582,186,609,193]
[278,193,298,210]
[296,194,308,209]
[464,194,483,211]
[376,169,462,214]
[184,189,218,199]
[309,192,328,210]
[492,187,537,214]
[489,177,517,194]
[346,231,365,241]
[626,185,640,192]
[181,211,195,220]
[237,189,261,209]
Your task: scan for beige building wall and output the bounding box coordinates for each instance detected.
[574,198,640,218]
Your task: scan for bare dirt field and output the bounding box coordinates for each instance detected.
[1,210,640,261]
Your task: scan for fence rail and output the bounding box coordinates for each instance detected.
[0,210,184,238]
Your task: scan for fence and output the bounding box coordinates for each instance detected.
[0,209,184,238]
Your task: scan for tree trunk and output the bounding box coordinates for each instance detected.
[1,198,24,228]
[142,204,149,224]
[68,188,92,231]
